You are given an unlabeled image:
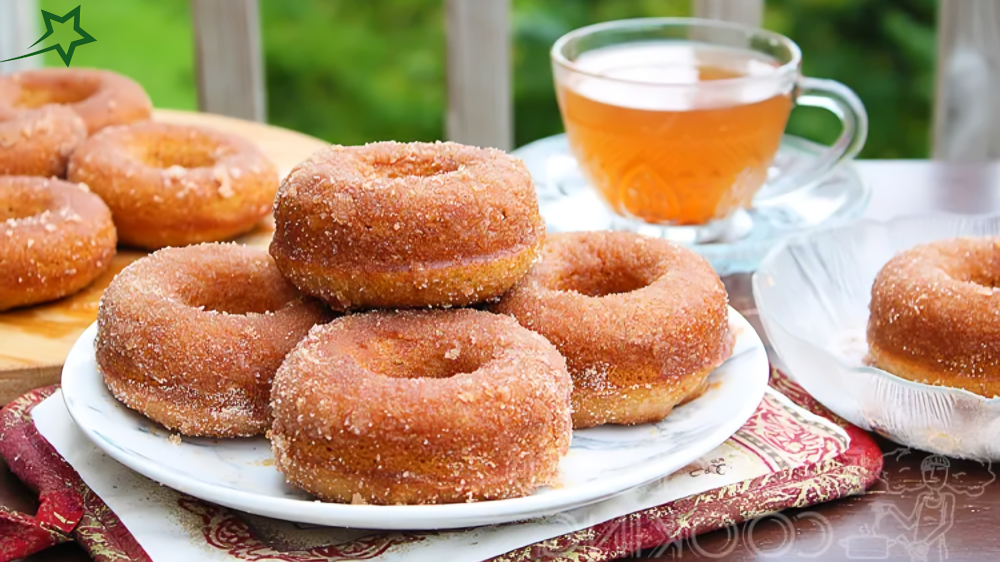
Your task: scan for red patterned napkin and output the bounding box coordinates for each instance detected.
[0,369,882,562]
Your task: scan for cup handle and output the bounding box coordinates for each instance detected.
[753,76,868,205]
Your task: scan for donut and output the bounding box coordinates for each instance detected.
[269,141,544,311]
[96,243,329,437]
[270,309,572,505]
[0,68,152,134]
[494,231,734,428]
[868,237,1000,398]
[0,106,87,177]
[0,176,116,311]
[68,121,278,250]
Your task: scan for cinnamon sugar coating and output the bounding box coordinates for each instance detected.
[0,68,152,135]
[270,309,572,505]
[68,122,278,249]
[0,176,116,311]
[96,244,330,437]
[494,232,734,428]
[868,236,1000,398]
[269,141,544,311]
[0,106,87,177]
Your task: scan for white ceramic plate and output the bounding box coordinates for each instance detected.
[754,214,1000,460]
[62,307,768,530]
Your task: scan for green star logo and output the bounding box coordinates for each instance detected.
[0,6,96,67]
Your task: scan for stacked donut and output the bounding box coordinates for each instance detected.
[0,68,280,311]
[96,139,734,506]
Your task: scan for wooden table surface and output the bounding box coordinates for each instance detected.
[6,159,1000,561]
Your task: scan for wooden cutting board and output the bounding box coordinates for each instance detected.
[0,109,328,404]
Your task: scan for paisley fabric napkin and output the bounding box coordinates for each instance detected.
[0,369,883,562]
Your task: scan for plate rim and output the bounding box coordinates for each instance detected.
[61,307,769,530]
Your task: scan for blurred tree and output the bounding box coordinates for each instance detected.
[765,0,937,158]
[39,0,196,110]
[262,0,446,145]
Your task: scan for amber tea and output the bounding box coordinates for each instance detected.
[556,41,794,226]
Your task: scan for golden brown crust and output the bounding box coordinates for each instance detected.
[96,243,330,437]
[0,106,87,177]
[867,236,1000,398]
[570,362,719,428]
[0,176,116,311]
[270,309,573,505]
[269,141,544,310]
[68,122,279,249]
[494,231,734,428]
[0,68,152,134]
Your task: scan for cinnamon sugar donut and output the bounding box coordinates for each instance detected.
[868,237,1000,398]
[0,106,87,177]
[96,243,329,437]
[494,231,734,428]
[270,309,572,505]
[269,141,544,311]
[0,177,116,311]
[68,121,278,250]
[0,68,152,134]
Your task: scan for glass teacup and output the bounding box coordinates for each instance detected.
[551,18,867,243]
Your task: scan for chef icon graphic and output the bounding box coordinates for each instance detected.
[876,455,955,561]
[842,455,956,561]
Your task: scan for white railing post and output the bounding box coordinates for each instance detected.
[190,0,267,122]
[0,0,40,74]
[694,0,764,27]
[932,0,1000,161]
[445,0,512,151]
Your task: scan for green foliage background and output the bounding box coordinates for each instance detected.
[38,0,937,158]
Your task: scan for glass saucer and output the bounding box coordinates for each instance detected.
[511,134,870,275]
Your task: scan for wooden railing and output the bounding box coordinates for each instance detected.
[445,0,512,151]
[0,0,38,75]
[190,0,267,124]
[0,0,996,160]
[932,0,1000,161]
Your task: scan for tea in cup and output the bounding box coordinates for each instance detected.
[551,18,867,242]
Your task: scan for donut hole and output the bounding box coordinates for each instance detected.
[545,239,670,297]
[197,289,295,315]
[0,188,51,221]
[367,157,459,179]
[967,273,999,289]
[964,273,1000,294]
[178,268,301,315]
[553,265,652,297]
[942,252,1000,290]
[137,140,219,169]
[17,80,98,108]
[355,336,491,380]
